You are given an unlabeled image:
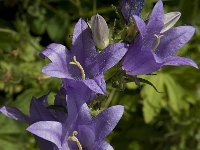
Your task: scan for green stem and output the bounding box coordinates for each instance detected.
[104,89,116,108]
[93,0,97,15]
[0,28,18,35]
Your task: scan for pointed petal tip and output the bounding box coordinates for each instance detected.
[132,15,146,37]
[163,56,198,69]
[27,121,62,149]
[193,63,198,69]
[77,18,88,26]
[154,0,164,9]
[157,0,163,5]
[92,105,124,139]
[174,11,181,16]
[108,105,124,117]
[115,105,124,114]
[182,26,196,36]
[189,26,196,35]
[186,59,199,69]
[41,66,51,77]
[132,15,141,20]
[0,106,29,123]
[82,75,106,95]
[39,52,45,59]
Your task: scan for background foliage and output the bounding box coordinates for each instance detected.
[0,0,200,149]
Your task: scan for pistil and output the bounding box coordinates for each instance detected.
[70,56,86,80]
[68,131,83,150]
[153,34,164,50]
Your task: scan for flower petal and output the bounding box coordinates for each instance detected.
[78,125,95,148]
[64,79,96,103]
[54,88,68,123]
[42,63,70,78]
[37,94,49,107]
[63,95,92,142]
[0,106,29,123]
[92,105,124,139]
[35,136,57,150]
[123,46,162,75]
[99,43,128,73]
[163,56,198,68]
[120,0,145,23]
[65,91,92,125]
[54,88,67,107]
[156,26,195,58]
[27,121,63,149]
[71,18,97,67]
[133,15,146,38]
[93,141,114,150]
[29,97,56,123]
[144,0,164,49]
[82,74,106,95]
[146,0,164,35]
[86,43,128,76]
[41,43,72,78]
[40,43,67,62]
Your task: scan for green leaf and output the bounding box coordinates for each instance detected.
[29,16,47,35]
[141,73,193,123]
[141,73,167,123]
[47,16,69,42]
[0,115,25,134]
[104,65,118,81]
[164,75,189,113]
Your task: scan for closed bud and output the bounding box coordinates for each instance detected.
[120,0,145,23]
[91,14,109,50]
[161,12,181,33]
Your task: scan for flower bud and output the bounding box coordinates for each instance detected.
[120,0,145,23]
[91,14,109,50]
[161,12,181,33]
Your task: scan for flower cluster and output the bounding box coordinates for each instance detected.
[0,0,198,149]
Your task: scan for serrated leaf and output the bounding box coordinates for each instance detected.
[141,73,192,123]
[141,73,166,123]
[138,77,163,93]
[164,74,188,113]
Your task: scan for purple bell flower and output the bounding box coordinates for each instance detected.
[0,89,67,150]
[27,91,124,150]
[122,0,198,75]
[40,18,127,101]
[120,0,145,23]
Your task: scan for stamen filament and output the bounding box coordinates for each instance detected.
[153,34,164,50]
[68,131,83,150]
[70,56,86,80]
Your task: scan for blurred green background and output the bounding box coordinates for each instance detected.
[0,0,200,149]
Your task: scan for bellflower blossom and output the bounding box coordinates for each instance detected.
[27,89,124,150]
[41,18,127,101]
[0,90,67,150]
[120,0,145,23]
[122,0,198,76]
